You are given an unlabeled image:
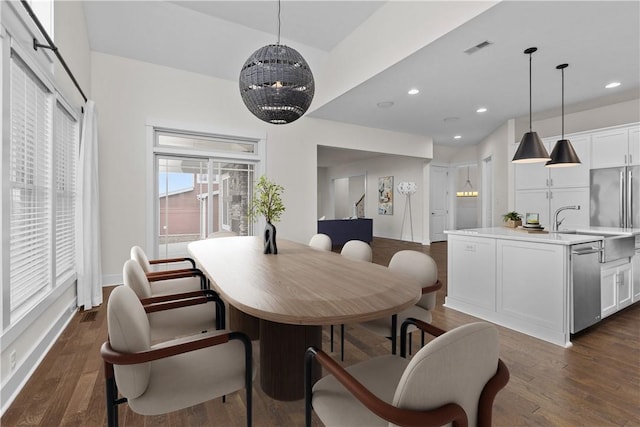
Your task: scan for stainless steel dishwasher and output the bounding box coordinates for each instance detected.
[571,241,603,333]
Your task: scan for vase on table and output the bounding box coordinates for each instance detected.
[264,221,278,254]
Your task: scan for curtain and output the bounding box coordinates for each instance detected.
[76,100,103,310]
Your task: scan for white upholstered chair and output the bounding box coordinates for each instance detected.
[309,233,332,251]
[123,259,224,342]
[340,240,373,262]
[359,250,442,354]
[101,285,253,427]
[305,320,509,427]
[130,245,205,294]
[332,240,373,360]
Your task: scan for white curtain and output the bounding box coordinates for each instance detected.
[76,100,103,310]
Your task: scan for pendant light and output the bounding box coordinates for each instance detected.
[456,166,478,197]
[239,0,315,124]
[546,64,581,167]
[512,47,550,163]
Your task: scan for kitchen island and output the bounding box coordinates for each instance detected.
[445,227,639,347]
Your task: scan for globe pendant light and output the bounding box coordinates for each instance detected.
[239,0,315,124]
[546,64,581,168]
[512,47,550,163]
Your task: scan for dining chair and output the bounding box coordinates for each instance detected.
[332,240,373,360]
[309,233,332,251]
[123,259,225,342]
[101,285,253,427]
[130,245,206,292]
[305,320,509,427]
[359,250,442,354]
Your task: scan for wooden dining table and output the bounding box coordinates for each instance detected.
[188,236,421,401]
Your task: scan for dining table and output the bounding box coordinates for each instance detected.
[188,236,421,401]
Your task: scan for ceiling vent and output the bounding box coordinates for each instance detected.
[464,40,493,55]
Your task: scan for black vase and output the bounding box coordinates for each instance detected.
[264,221,278,254]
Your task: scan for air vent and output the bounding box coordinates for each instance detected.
[464,40,493,55]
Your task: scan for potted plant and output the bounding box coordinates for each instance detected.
[502,211,522,228]
[249,176,285,254]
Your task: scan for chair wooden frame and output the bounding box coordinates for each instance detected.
[141,288,226,330]
[305,318,510,427]
[101,300,252,427]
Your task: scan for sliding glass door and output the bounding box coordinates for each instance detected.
[153,129,259,259]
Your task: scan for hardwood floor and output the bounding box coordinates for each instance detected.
[2,237,639,426]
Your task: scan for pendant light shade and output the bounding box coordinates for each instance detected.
[239,1,314,125]
[546,64,581,167]
[512,47,550,164]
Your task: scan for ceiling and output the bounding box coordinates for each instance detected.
[84,1,640,150]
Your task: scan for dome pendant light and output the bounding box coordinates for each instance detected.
[239,0,315,124]
[546,64,581,168]
[512,47,550,163]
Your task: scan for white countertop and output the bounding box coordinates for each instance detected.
[445,226,639,245]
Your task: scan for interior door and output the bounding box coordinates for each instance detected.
[430,166,449,242]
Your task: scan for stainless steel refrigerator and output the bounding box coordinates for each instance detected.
[590,166,639,228]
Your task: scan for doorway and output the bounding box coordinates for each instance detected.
[429,165,449,242]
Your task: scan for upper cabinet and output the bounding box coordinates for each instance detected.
[515,135,591,190]
[591,125,640,169]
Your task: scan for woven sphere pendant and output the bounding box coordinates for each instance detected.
[239,44,315,124]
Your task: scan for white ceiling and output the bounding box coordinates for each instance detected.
[84,1,640,151]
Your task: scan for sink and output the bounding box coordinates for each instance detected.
[554,231,634,262]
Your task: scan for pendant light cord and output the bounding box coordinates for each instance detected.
[277,0,281,45]
[561,67,565,139]
[529,52,532,133]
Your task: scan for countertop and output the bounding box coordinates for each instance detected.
[445,226,640,246]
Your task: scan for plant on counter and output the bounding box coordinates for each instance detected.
[502,211,522,228]
[249,176,285,254]
[502,211,521,222]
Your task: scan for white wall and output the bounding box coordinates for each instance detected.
[477,120,512,226]
[515,99,640,139]
[91,52,433,281]
[319,155,427,242]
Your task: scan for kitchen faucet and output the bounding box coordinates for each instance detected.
[553,205,581,231]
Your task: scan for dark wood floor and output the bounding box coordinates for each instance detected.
[2,237,639,426]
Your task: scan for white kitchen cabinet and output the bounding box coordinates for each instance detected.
[549,187,590,229]
[515,187,589,230]
[497,239,565,331]
[548,136,591,187]
[632,249,640,302]
[591,125,640,168]
[515,136,590,190]
[447,235,496,311]
[601,259,633,318]
[630,127,640,166]
[515,189,550,227]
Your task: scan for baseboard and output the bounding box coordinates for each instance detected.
[102,273,122,287]
[0,304,76,416]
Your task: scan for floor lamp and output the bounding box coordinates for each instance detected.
[398,182,417,242]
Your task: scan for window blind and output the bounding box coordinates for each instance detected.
[9,53,53,320]
[54,102,77,282]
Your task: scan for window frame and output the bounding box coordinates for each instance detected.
[1,25,81,343]
[146,123,265,259]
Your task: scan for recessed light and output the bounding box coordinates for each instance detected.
[408,88,420,95]
[476,107,487,113]
[454,135,462,140]
[377,101,394,108]
[605,82,621,89]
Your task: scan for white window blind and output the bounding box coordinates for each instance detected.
[9,53,53,320]
[54,102,77,283]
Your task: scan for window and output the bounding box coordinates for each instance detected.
[151,128,263,260]
[6,50,79,324]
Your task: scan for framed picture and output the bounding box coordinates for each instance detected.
[378,176,393,215]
